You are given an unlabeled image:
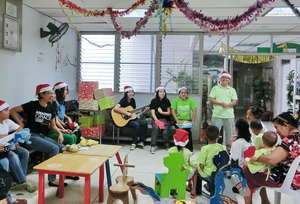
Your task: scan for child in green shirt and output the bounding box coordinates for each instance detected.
[250,120,264,148]
[247,131,277,174]
[192,125,226,195]
[168,129,193,174]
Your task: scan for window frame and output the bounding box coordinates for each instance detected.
[79,31,203,94]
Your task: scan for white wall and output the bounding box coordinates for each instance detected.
[273,56,296,116]
[0,5,78,106]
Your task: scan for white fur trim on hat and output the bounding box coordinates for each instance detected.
[178,87,188,93]
[39,86,52,93]
[0,102,9,112]
[155,86,165,92]
[221,72,231,79]
[173,139,189,147]
[54,82,68,91]
[124,87,134,92]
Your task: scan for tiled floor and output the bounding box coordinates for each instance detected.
[10,143,294,204]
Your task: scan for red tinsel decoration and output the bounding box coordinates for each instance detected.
[58,0,147,17]
[110,0,158,38]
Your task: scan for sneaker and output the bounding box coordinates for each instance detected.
[130,144,136,151]
[137,142,144,149]
[150,146,156,154]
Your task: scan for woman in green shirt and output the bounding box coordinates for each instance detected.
[171,87,197,151]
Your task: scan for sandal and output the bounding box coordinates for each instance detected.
[66,176,80,180]
[48,181,68,187]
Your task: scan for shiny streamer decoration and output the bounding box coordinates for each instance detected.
[58,0,276,37]
[174,0,275,32]
[219,43,274,64]
[58,0,148,17]
[110,0,159,38]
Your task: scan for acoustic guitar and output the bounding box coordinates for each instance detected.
[111,105,149,127]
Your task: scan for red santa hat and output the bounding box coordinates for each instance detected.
[53,82,68,91]
[155,86,165,92]
[173,129,189,147]
[124,85,134,92]
[36,84,52,95]
[178,87,188,94]
[220,71,231,79]
[0,100,9,112]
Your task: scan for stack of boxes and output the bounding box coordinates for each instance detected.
[78,81,106,139]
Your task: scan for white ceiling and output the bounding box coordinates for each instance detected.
[23,0,300,52]
[23,0,300,32]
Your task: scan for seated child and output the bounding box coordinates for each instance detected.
[0,100,36,194]
[247,131,277,174]
[250,120,264,148]
[48,92,77,145]
[230,119,252,167]
[192,125,226,195]
[168,129,193,174]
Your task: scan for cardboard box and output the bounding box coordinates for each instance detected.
[97,96,115,110]
[79,100,99,111]
[78,81,99,100]
[79,116,94,128]
[94,88,113,100]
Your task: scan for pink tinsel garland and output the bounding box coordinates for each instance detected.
[174,0,275,32]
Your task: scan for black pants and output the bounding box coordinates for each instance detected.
[196,173,215,196]
[127,118,148,144]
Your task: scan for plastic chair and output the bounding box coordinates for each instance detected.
[253,155,300,204]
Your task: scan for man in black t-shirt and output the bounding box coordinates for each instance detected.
[10,84,66,187]
[112,86,148,151]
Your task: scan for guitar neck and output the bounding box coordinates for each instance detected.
[128,106,147,114]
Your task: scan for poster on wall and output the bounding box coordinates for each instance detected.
[5,1,17,18]
[3,17,19,50]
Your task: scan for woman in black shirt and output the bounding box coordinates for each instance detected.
[149,86,174,154]
[113,86,148,151]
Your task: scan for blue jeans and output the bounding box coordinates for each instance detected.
[127,119,148,144]
[8,146,29,183]
[0,157,9,171]
[28,133,62,182]
[0,158,16,203]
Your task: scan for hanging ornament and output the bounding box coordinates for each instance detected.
[163,0,174,8]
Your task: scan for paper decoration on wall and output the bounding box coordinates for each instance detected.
[3,17,19,50]
[6,1,17,18]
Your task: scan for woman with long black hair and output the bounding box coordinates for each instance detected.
[113,86,148,151]
[149,86,174,154]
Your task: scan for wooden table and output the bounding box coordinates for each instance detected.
[63,144,123,187]
[65,144,122,158]
[34,154,108,204]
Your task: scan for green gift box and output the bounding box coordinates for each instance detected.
[97,96,115,110]
[93,113,105,126]
[79,116,93,128]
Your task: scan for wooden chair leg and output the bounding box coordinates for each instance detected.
[130,186,137,201]
[121,194,129,204]
[107,193,115,204]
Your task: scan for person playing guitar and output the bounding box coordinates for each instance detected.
[112,86,148,151]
